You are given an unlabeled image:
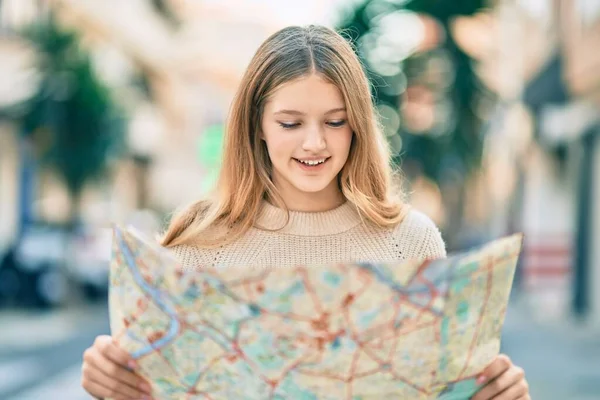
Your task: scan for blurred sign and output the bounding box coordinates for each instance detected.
[197,123,224,167]
[521,234,573,321]
[197,123,224,194]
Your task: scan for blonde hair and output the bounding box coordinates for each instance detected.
[161,25,408,248]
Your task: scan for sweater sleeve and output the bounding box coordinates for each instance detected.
[418,221,447,260]
[393,209,447,261]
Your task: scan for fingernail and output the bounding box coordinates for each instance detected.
[476,375,486,385]
[128,360,138,369]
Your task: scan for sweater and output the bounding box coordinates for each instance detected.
[170,201,446,270]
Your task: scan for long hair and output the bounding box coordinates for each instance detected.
[161,25,408,248]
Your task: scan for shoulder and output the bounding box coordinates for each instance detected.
[168,243,212,271]
[166,227,268,270]
[389,208,447,260]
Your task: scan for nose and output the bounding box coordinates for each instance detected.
[302,125,326,152]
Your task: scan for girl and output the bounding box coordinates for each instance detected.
[81,25,529,400]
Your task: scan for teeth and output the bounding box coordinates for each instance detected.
[298,159,326,166]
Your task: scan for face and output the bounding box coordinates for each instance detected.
[260,73,353,207]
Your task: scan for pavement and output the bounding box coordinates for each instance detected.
[500,297,600,400]
[0,303,110,399]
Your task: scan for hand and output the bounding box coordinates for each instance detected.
[471,354,530,400]
[81,335,153,400]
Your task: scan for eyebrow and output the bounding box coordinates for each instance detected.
[273,107,346,116]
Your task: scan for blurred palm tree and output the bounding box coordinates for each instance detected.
[19,12,126,230]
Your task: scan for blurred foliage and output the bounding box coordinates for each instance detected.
[337,0,489,184]
[18,12,126,223]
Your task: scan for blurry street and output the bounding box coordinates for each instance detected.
[1,299,599,399]
[501,299,600,400]
[0,304,108,399]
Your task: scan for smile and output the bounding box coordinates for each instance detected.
[294,158,329,166]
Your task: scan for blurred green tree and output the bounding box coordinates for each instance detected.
[19,13,126,229]
[337,0,489,245]
[338,0,487,179]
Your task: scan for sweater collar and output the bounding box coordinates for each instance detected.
[255,200,363,236]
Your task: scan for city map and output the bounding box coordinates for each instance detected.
[109,225,523,399]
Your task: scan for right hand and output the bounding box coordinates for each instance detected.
[81,335,153,400]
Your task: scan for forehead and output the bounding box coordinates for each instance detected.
[265,74,346,112]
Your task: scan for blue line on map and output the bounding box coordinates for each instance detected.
[357,255,465,318]
[117,229,236,359]
[355,262,444,294]
[357,254,465,295]
[117,229,182,359]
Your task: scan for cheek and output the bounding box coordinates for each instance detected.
[330,130,353,157]
[263,133,295,162]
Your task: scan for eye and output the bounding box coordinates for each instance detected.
[278,122,300,129]
[327,120,346,128]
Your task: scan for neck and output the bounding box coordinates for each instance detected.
[272,178,345,213]
[256,198,362,236]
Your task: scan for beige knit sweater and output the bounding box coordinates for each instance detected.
[170,201,446,270]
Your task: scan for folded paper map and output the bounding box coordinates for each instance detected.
[108,225,523,399]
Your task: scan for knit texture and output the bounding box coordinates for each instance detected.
[171,201,446,270]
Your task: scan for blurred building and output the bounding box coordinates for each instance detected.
[537,0,600,326]
[516,0,600,327]
[453,0,600,327]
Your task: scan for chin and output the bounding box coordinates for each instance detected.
[290,177,335,194]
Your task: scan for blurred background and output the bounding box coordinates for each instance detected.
[0,0,598,398]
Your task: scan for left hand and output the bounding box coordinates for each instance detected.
[471,354,530,400]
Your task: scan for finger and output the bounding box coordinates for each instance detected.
[472,366,525,400]
[84,349,151,394]
[95,336,136,369]
[83,374,139,400]
[91,337,150,391]
[490,380,529,400]
[477,354,512,384]
[81,379,119,400]
[83,363,150,400]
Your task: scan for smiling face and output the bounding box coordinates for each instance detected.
[260,73,354,210]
